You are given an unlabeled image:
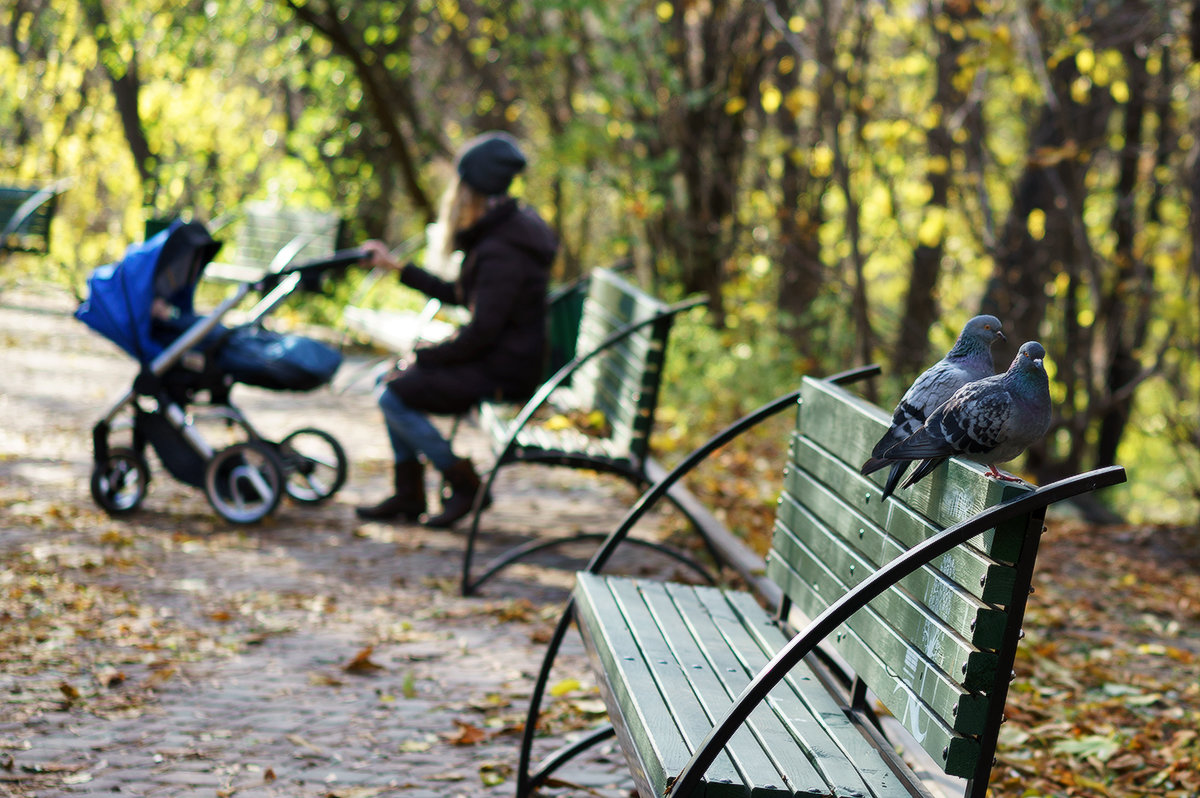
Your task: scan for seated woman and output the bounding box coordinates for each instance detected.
[356,131,558,527]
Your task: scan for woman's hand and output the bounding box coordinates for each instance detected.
[360,239,402,272]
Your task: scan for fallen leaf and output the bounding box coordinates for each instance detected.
[549,678,580,697]
[343,647,384,675]
[264,768,276,783]
[286,734,325,756]
[143,665,176,689]
[443,720,487,745]
[309,672,346,687]
[95,667,125,689]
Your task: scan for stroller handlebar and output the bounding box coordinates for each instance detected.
[258,247,370,292]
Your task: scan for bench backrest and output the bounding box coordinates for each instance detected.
[767,376,1042,781]
[0,185,59,254]
[571,268,676,463]
[231,203,344,272]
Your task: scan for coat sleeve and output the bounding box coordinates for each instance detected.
[399,263,460,306]
[413,250,524,367]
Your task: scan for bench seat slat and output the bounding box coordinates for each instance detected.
[668,584,889,798]
[715,589,939,796]
[578,573,925,797]
[609,579,796,796]
[574,575,747,797]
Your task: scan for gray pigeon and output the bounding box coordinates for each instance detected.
[878,341,1052,492]
[861,315,1005,499]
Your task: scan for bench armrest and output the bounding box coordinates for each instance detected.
[665,464,1127,798]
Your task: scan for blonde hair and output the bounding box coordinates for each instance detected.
[426,175,508,277]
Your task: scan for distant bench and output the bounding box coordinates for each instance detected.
[1,180,69,256]
[515,374,1127,798]
[203,204,346,285]
[459,266,708,595]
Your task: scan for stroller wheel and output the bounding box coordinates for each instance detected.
[277,427,347,504]
[90,448,150,515]
[204,441,284,524]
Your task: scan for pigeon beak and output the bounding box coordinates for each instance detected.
[996,330,1007,342]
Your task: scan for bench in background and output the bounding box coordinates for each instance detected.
[460,266,708,596]
[515,375,1126,798]
[204,203,346,284]
[1,180,69,257]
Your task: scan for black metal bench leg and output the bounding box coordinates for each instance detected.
[461,456,507,596]
[515,599,618,797]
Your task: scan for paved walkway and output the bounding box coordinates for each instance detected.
[0,286,694,797]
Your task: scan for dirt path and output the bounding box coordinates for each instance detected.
[0,286,688,798]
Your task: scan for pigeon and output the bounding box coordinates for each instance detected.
[861,315,1005,499]
[878,341,1052,493]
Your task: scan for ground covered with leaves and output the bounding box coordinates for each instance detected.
[991,521,1200,797]
[3,290,1198,797]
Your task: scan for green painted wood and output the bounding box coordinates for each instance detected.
[798,378,1032,563]
[610,578,793,797]
[715,589,934,796]
[573,575,693,796]
[779,461,1011,648]
[788,435,1020,607]
[1,185,59,254]
[664,583,879,798]
[484,267,676,470]
[765,534,991,736]
[575,574,746,797]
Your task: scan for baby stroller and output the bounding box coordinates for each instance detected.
[76,220,364,524]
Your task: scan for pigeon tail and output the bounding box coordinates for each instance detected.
[879,461,910,501]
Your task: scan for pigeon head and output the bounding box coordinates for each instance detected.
[1012,341,1047,372]
[948,315,1005,360]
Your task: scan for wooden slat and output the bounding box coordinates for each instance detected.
[779,459,1011,646]
[609,579,792,797]
[574,575,746,797]
[798,378,1031,563]
[0,186,59,253]
[662,583,872,798]
[713,588,934,795]
[766,527,992,735]
[789,434,1020,608]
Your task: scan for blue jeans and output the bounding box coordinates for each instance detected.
[377,388,456,472]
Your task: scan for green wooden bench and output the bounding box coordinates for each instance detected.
[460,266,708,595]
[515,375,1127,798]
[203,203,345,284]
[1,180,69,256]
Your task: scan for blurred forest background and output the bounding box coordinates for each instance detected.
[3,0,1198,527]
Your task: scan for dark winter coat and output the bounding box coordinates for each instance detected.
[387,198,557,414]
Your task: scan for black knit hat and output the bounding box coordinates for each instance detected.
[455,131,527,196]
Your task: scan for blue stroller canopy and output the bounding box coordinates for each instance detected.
[76,221,221,363]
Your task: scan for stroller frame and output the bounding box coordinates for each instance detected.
[85,229,364,524]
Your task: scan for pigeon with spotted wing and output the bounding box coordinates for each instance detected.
[861,315,1005,499]
[880,341,1052,493]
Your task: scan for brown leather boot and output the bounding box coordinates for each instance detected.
[355,460,426,521]
[424,458,483,528]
